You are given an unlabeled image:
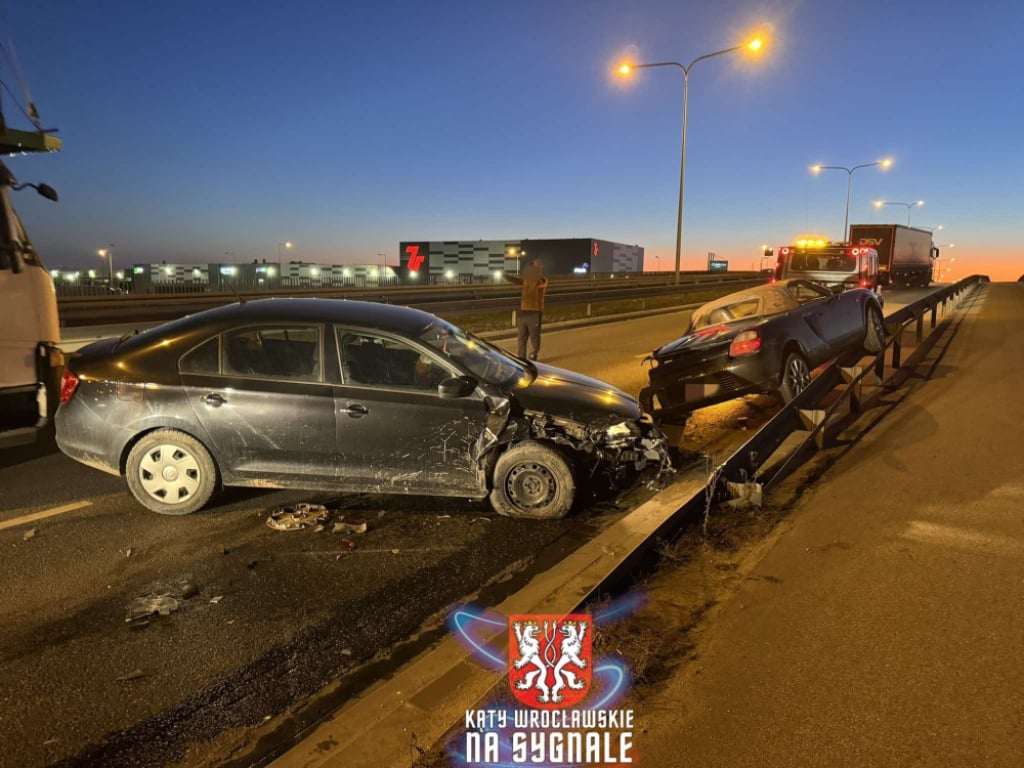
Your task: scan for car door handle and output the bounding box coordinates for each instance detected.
[203,393,226,407]
[339,404,369,418]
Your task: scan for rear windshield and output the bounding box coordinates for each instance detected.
[691,298,761,330]
[788,250,856,272]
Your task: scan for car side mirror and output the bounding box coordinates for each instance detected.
[438,375,476,399]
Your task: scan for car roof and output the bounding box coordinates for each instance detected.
[136,298,439,340]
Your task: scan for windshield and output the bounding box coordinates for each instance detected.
[788,249,856,273]
[417,318,528,387]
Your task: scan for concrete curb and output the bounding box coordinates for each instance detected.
[269,475,709,768]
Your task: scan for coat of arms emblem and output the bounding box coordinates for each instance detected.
[508,613,591,709]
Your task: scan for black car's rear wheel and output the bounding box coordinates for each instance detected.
[778,351,811,403]
[126,429,218,515]
[489,441,574,520]
[863,305,885,354]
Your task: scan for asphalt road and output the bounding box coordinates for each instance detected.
[0,288,930,768]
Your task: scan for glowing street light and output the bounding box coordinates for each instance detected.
[278,240,293,260]
[617,33,766,284]
[810,158,892,241]
[97,245,114,286]
[874,199,924,226]
[933,252,956,282]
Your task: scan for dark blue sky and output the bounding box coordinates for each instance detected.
[4,0,1021,278]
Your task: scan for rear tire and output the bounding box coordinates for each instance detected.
[778,351,811,403]
[863,305,885,354]
[125,429,218,515]
[489,441,575,520]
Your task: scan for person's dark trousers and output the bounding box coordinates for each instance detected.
[517,310,542,360]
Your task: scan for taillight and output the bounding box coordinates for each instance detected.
[60,369,80,404]
[729,330,761,357]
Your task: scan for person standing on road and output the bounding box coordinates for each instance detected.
[506,257,548,361]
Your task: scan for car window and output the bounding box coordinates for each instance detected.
[338,331,450,391]
[222,326,321,381]
[789,282,830,305]
[179,336,220,374]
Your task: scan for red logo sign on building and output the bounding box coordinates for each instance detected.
[405,244,425,272]
[508,614,591,709]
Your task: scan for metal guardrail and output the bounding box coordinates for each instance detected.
[55,272,763,326]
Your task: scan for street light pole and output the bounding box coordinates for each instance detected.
[619,37,764,285]
[873,200,924,226]
[810,159,892,241]
[97,245,114,286]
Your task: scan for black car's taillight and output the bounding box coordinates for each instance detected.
[60,369,80,404]
[728,330,761,357]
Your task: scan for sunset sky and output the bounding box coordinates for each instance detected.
[4,0,1022,280]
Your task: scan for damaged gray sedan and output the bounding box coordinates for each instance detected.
[56,299,669,520]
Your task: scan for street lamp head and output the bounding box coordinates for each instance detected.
[914,200,924,207]
[873,200,883,208]
[97,249,107,257]
[617,63,632,76]
[747,38,763,52]
[284,241,293,249]
[810,164,822,174]
[880,158,893,169]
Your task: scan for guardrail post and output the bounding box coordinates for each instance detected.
[586,303,592,317]
[930,305,937,329]
[841,366,863,414]
[511,309,517,329]
[892,325,903,369]
[916,314,924,342]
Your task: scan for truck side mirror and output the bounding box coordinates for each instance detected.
[36,183,58,202]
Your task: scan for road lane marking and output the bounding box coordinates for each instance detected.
[0,501,93,532]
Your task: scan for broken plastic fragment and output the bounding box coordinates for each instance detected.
[332,520,367,535]
[210,595,223,604]
[266,503,329,531]
[117,669,146,682]
[23,528,36,541]
[126,594,180,624]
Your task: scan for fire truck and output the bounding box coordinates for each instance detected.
[771,239,881,292]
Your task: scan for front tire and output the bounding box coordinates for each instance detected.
[489,441,575,520]
[778,351,811,403]
[863,305,885,354]
[125,429,218,515]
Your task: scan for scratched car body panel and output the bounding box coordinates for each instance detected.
[56,298,670,519]
[640,280,884,423]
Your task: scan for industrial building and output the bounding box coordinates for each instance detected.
[397,238,644,280]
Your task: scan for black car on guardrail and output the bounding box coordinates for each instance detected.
[55,298,670,520]
[639,280,885,424]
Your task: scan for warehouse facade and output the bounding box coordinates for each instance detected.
[397,238,644,279]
